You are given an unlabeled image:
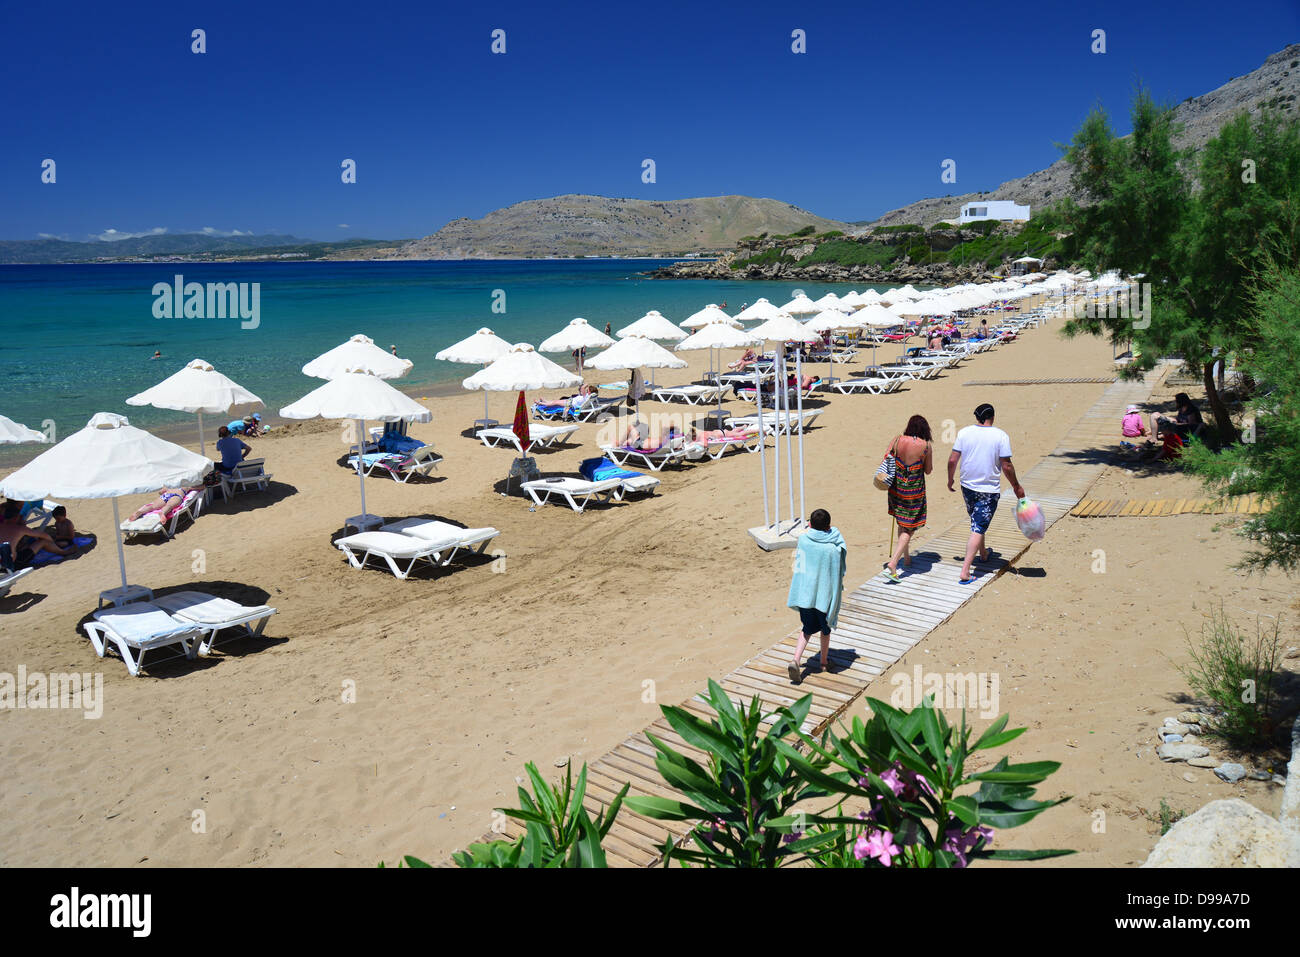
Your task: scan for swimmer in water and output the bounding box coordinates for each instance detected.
[151,350,162,359]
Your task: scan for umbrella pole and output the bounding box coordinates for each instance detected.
[796,350,806,527]
[197,411,206,458]
[784,350,795,530]
[772,349,782,531]
[111,497,128,590]
[755,354,769,528]
[357,418,368,519]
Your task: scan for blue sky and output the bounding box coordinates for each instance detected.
[2,0,1296,242]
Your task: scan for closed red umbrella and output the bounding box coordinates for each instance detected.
[511,390,531,455]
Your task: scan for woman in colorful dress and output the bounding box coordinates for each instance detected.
[883,415,933,582]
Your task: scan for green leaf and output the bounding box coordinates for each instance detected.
[967,760,1061,784]
[982,847,1077,861]
[660,705,737,761]
[625,795,708,821]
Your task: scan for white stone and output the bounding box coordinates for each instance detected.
[1143,799,1300,867]
[1158,743,1210,762]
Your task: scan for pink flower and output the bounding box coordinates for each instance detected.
[862,829,902,867]
[901,769,935,800]
[963,825,994,852]
[878,767,905,796]
[940,828,969,868]
[853,834,872,860]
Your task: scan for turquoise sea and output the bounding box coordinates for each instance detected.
[0,260,904,465]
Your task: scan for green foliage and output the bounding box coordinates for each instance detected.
[790,225,816,237]
[938,218,1063,267]
[875,224,922,234]
[795,239,898,268]
[625,680,835,867]
[1156,799,1186,836]
[732,247,797,270]
[1060,91,1300,441]
[777,696,1073,868]
[819,230,844,238]
[930,222,954,231]
[959,220,999,237]
[442,761,626,868]
[1177,603,1286,749]
[1181,261,1300,568]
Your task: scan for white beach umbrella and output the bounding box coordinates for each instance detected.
[676,321,762,418]
[813,292,844,310]
[126,358,263,456]
[0,415,48,445]
[781,294,821,317]
[586,335,687,372]
[681,304,738,329]
[537,317,617,355]
[0,412,213,596]
[280,372,431,528]
[750,312,823,345]
[805,310,867,379]
[303,333,413,380]
[463,343,583,393]
[617,310,687,341]
[733,298,784,323]
[435,327,513,427]
[586,335,686,409]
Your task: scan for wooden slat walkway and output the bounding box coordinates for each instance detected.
[1071,495,1273,517]
[472,361,1165,867]
[963,377,1116,386]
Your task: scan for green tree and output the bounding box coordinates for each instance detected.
[1183,260,1300,570]
[1062,92,1300,441]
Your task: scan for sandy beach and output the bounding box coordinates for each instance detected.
[1,316,1294,867]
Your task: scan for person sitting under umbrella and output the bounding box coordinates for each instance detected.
[728,348,758,371]
[0,501,74,565]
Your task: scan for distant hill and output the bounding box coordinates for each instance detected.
[0,233,407,264]
[863,42,1300,229]
[391,194,849,259]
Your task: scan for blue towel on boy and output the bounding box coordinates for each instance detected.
[786,527,848,628]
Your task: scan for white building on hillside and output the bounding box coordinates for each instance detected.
[960,200,1030,223]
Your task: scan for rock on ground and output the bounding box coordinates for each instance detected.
[1143,799,1300,867]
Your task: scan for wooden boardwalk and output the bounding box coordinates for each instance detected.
[1071,495,1272,517]
[477,365,1164,867]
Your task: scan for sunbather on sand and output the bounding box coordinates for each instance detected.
[127,487,189,522]
[621,421,678,451]
[0,502,73,563]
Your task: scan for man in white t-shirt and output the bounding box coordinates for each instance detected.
[947,403,1025,584]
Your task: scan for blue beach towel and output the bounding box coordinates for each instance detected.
[377,433,424,455]
[27,535,97,568]
[578,457,642,482]
[786,527,848,628]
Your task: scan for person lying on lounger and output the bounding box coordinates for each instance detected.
[127,487,190,522]
[621,421,679,452]
[688,425,753,443]
[728,349,758,371]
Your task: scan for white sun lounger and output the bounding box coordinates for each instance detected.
[335,530,465,580]
[476,424,579,453]
[119,489,205,540]
[869,364,942,381]
[379,519,501,562]
[599,442,687,472]
[82,603,208,676]
[822,377,904,395]
[521,477,624,513]
[0,567,34,598]
[687,430,763,460]
[150,590,278,656]
[219,458,273,499]
[347,446,443,482]
[726,409,823,436]
[650,384,728,405]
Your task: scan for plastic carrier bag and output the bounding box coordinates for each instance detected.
[1015,498,1046,541]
